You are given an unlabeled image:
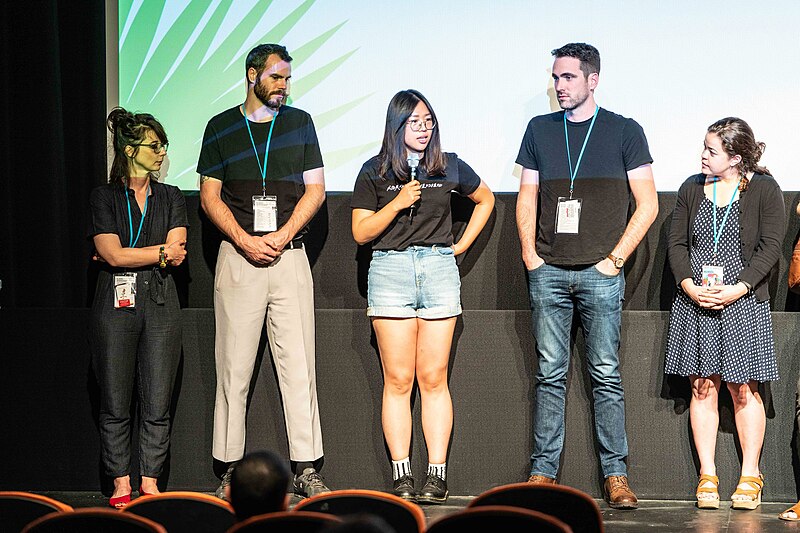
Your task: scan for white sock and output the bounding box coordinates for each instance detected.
[392,457,412,480]
[428,462,446,481]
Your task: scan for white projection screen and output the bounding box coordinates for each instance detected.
[109,0,800,192]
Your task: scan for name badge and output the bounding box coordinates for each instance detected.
[253,195,278,232]
[555,197,581,234]
[114,273,137,308]
[701,265,724,287]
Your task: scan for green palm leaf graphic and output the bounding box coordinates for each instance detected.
[119,0,367,191]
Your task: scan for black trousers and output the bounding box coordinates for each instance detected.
[89,270,181,478]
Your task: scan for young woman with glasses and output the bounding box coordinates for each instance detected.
[351,89,494,504]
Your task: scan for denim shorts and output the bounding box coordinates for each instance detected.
[367,245,462,319]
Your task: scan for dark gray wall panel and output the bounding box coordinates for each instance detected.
[180,193,800,312]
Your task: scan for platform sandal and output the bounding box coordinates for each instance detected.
[730,475,763,510]
[779,500,800,521]
[696,474,719,509]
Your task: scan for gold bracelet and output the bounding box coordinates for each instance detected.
[159,246,167,268]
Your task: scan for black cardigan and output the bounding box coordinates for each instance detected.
[667,173,785,302]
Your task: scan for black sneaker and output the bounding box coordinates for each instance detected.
[215,463,236,500]
[293,467,331,498]
[392,474,416,502]
[417,474,448,504]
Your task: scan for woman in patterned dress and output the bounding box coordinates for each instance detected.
[665,117,784,510]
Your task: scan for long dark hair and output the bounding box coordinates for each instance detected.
[707,117,769,190]
[107,107,168,186]
[377,89,447,181]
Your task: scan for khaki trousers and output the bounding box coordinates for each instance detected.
[212,240,323,462]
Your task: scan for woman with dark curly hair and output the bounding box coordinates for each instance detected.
[665,117,784,511]
[89,107,188,507]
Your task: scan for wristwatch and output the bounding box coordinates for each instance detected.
[607,252,625,269]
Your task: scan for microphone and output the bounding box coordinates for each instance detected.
[407,153,420,221]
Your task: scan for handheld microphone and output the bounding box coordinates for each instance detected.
[407,153,420,221]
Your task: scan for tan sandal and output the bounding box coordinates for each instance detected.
[779,501,800,521]
[731,475,763,510]
[696,474,719,509]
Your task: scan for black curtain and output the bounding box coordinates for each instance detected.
[0,0,107,308]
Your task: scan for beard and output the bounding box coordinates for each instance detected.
[557,90,589,111]
[254,79,285,109]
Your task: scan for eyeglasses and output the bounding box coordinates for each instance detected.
[406,118,436,132]
[131,142,169,153]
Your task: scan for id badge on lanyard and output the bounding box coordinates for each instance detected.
[114,273,137,308]
[559,106,598,236]
[253,195,278,232]
[243,104,279,233]
[702,178,741,288]
[555,197,582,234]
[701,265,723,287]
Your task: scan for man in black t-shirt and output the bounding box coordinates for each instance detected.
[515,43,658,509]
[197,43,329,500]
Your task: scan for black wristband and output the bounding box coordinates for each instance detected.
[738,279,752,292]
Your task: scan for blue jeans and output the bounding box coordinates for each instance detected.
[527,263,628,478]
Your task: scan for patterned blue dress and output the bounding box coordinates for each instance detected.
[664,198,778,383]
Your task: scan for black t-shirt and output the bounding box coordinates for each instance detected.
[196,105,324,237]
[351,153,481,250]
[516,108,652,266]
[89,180,188,252]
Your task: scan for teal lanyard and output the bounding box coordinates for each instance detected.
[711,178,741,258]
[125,183,150,248]
[242,105,278,196]
[564,105,599,199]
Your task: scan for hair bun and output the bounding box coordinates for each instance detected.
[107,106,133,134]
[755,141,766,162]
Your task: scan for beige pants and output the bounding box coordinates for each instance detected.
[212,240,323,462]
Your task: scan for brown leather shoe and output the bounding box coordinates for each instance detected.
[604,475,638,509]
[527,475,557,484]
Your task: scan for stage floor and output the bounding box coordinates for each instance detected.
[34,491,800,531]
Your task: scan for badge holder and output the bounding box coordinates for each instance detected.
[114,273,137,308]
[555,197,582,234]
[701,264,724,287]
[253,195,278,232]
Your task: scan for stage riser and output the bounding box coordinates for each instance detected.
[2,309,798,500]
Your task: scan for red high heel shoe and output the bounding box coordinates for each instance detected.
[109,493,131,509]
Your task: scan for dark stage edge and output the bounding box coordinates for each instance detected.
[4,309,800,500]
[31,492,800,532]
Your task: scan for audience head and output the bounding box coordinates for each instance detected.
[227,450,291,521]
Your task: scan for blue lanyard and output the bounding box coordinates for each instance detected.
[564,105,599,199]
[242,105,278,196]
[125,183,150,248]
[711,178,741,257]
